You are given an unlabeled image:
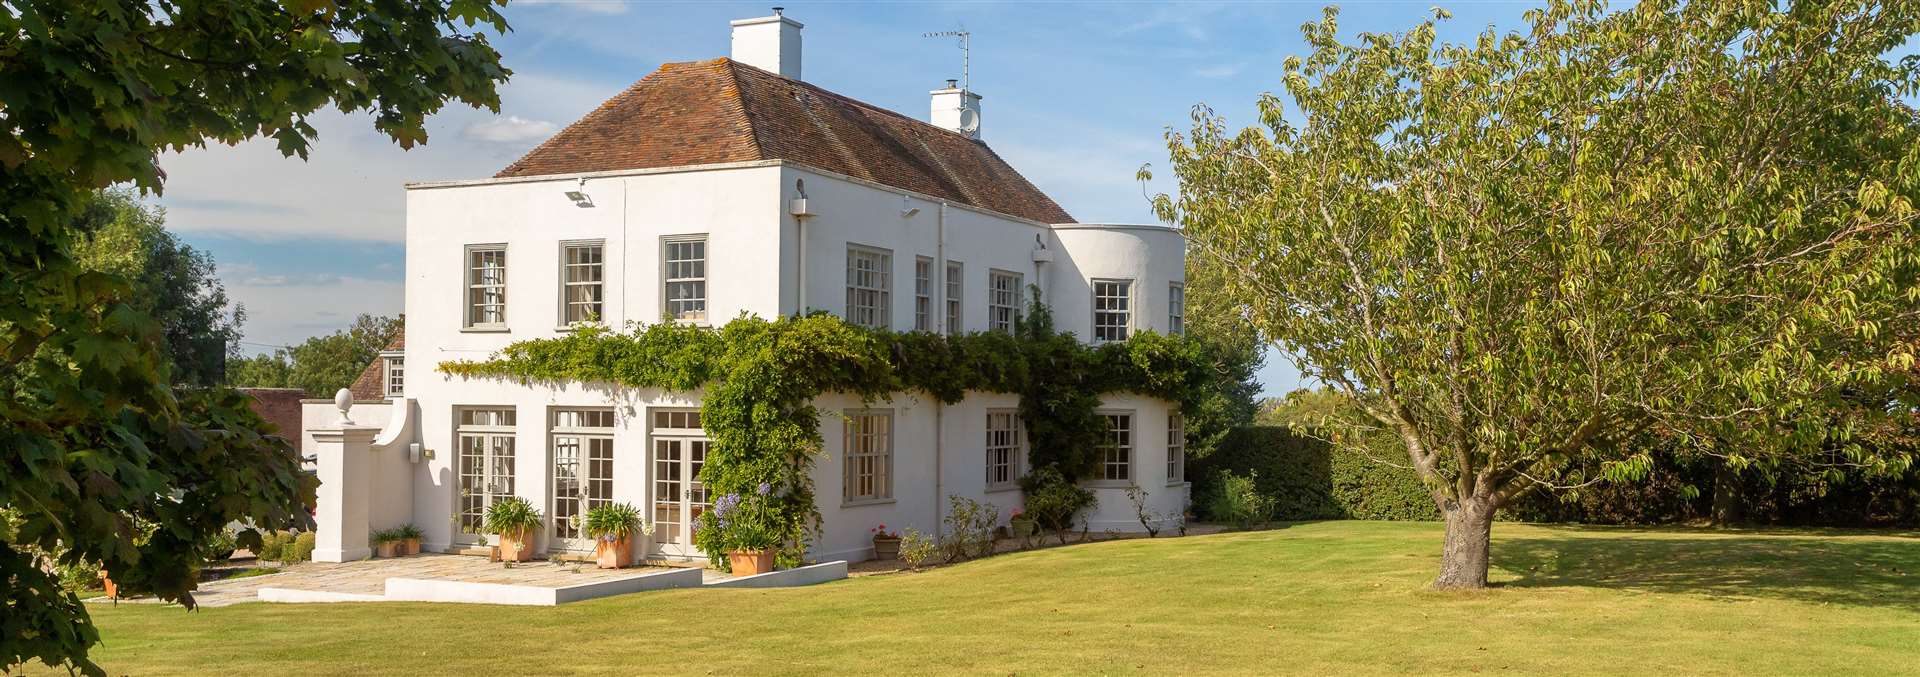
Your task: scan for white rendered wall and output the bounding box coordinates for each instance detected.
[1048,224,1188,340]
[386,160,1190,563]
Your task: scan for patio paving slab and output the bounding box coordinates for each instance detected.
[91,554,720,607]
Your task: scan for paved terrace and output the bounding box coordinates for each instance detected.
[94,555,726,607]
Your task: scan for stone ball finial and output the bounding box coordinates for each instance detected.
[334,388,355,425]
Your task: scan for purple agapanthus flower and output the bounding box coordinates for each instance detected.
[713,493,741,518]
[756,482,772,496]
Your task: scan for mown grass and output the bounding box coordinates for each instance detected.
[30,521,1920,676]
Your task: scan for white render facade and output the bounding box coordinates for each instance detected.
[306,13,1191,565]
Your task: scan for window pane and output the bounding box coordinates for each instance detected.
[665,237,709,322]
[845,247,892,328]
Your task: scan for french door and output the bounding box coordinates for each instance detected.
[456,408,517,544]
[550,409,615,552]
[649,409,710,559]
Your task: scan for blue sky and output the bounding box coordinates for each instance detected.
[158,0,1554,396]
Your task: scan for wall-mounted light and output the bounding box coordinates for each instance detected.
[564,177,595,208]
[900,195,921,218]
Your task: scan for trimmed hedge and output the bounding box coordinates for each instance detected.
[1192,427,1920,527]
[1190,426,1437,522]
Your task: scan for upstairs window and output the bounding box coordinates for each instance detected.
[988,270,1022,334]
[466,245,508,328]
[1169,282,1186,336]
[664,236,708,322]
[914,257,933,332]
[383,354,405,397]
[945,261,963,334]
[1092,279,1132,343]
[561,241,604,325]
[846,245,892,328]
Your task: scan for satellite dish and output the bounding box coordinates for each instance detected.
[957,108,980,133]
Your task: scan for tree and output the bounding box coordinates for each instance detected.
[224,315,401,396]
[72,188,242,386]
[286,314,401,396]
[226,350,295,390]
[1180,248,1266,462]
[1150,0,1920,588]
[0,1,510,672]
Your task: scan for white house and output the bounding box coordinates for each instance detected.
[304,11,1190,565]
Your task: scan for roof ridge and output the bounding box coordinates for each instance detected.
[711,60,768,160]
[722,57,990,146]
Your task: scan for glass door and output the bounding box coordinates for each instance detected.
[550,409,615,552]
[649,409,710,559]
[455,408,517,545]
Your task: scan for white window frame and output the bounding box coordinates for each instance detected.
[985,409,1023,492]
[454,406,517,539]
[1092,278,1133,343]
[846,244,893,329]
[843,409,894,505]
[1095,411,1134,484]
[988,269,1022,334]
[548,407,615,548]
[663,235,709,323]
[914,256,933,332]
[1168,282,1186,336]
[1167,412,1186,485]
[944,261,963,334]
[464,244,508,329]
[559,240,606,326]
[381,351,404,398]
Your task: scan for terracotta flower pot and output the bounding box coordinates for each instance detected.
[728,549,775,576]
[375,542,398,559]
[403,537,420,555]
[497,529,536,562]
[871,535,901,560]
[595,537,633,569]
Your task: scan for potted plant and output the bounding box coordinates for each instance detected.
[484,496,542,562]
[371,528,400,558]
[870,524,901,560]
[700,487,781,576]
[396,524,422,555]
[584,502,652,569]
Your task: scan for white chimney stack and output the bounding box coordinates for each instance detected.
[730,8,803,80]
[930,80,983,140]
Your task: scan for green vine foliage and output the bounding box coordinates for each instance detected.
[440,290,1216,566]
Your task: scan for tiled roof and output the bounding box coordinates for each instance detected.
[496,58,1074,224]
[347,331,404,401]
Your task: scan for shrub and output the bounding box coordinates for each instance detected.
[278,532,315,563]
[255,530,290,561]
[1019,467,1095,541]
[204,528,238,561]
[697,488,782,566]
[1190,426,1438,522]
[584,502,650,542]
[939,496,998,562]
[899,528,938,570]
[1205,470,1275,529]
[483,496,542,537]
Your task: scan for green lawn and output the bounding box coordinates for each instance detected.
[34,521,1920,676]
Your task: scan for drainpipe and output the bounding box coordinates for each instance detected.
[934,201,948,539]
[620,180,630,323]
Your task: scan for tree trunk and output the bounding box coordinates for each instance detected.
[1433,496,1494,589]
[1711,461,1744,526]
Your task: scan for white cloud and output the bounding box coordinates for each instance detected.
[153,71,621,243]
[463,115,559,143]
[230,275,403,351]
